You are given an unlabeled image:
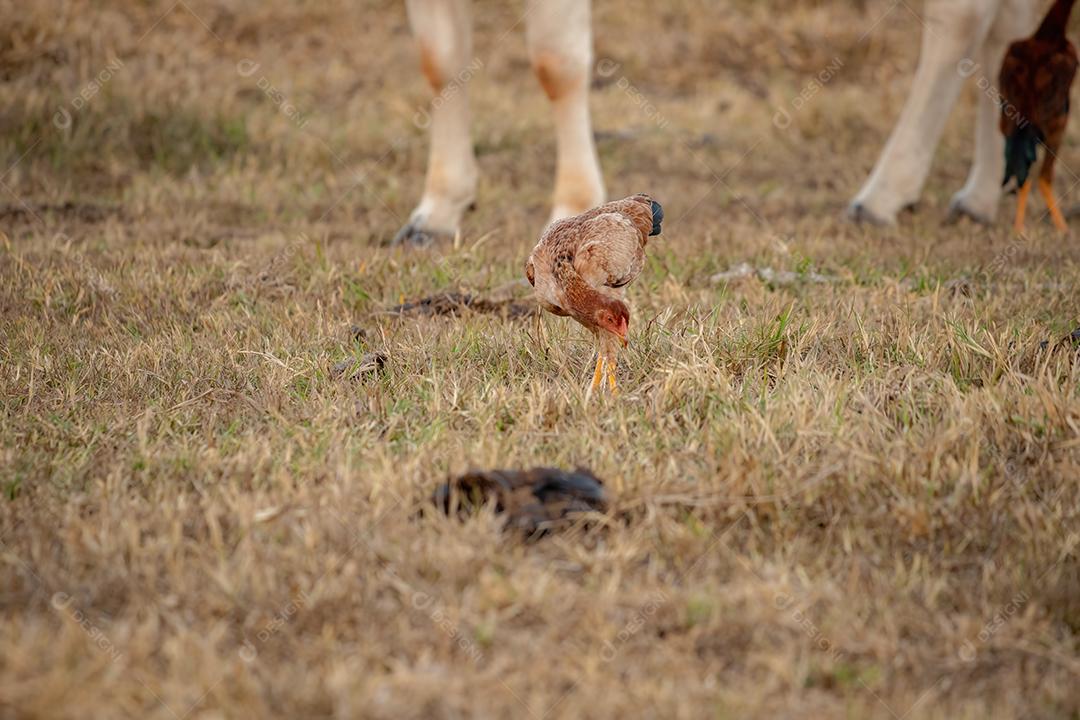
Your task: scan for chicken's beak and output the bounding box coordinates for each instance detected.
[615,318,629,348]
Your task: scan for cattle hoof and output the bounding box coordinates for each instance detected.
[944,199,993,226]
[390,222,443,248]
[846,200,894,226]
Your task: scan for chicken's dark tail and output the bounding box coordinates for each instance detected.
[649,199,663,236]
[1002,124,1042,191]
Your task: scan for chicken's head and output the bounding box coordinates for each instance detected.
[593,299,630,347]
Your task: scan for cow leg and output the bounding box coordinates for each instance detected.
[849,0,1001,225]
[526,0,605,222]
[395,0,478,246]
[948,0,1038,224]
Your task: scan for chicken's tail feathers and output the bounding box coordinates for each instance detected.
[649,199,663,237]
[1002,124,1042,190]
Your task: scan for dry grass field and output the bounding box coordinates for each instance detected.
[2,0,1079,717]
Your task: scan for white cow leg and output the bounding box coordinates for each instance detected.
[849,0,1001,225]
[526,0,605,222]
[948,0,1038,224]
[396,0,478,246]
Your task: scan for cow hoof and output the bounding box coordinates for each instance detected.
[944,199,993,226]
[846,200,894,226]
[391,222,445,248]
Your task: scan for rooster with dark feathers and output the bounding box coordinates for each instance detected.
[1000,0,1078,233]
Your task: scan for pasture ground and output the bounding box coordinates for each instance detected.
[2,1,1078,717]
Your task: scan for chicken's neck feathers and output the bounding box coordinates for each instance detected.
[554,255,615,328]
[1036,0,1076,41]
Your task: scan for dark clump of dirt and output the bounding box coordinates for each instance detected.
[0,201,121,224]
[432,467,609,538]
[386,291,534,320]
[1039,326,1080,352]
[348,324,367,342]
[331,352,388,381]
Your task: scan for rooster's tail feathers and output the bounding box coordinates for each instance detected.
[1003,125,1042,189]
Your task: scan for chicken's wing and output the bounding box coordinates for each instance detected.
[1035,51,1078,140]
[573,213,645,291]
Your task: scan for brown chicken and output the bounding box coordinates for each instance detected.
[1000,0,1078,233]
[525,194,663,395]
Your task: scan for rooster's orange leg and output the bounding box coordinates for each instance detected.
[1038,178,1068,233]
[606,355,617,394]
[1014,179,1032,234]
[1038,134,1069,233]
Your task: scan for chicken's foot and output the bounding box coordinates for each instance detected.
[585,350,620,398]
[534,306,549,352]
[1014,178,1032,233]
[1038,177,1069,233]
[586,354,605,400]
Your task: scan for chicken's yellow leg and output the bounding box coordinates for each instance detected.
[587,353,604,399]
[1038,177,1069,232]
[606,355,618,393]
[1014,179,1032,233]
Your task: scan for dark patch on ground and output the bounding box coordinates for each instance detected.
[1039,326,1080,351]
[386,291,535,320]
[0,201,122,224]
[432,466,609,538]
[331,351,388,381]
